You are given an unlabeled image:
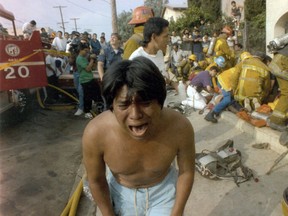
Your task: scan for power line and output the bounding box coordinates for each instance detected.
[65,0,111,18]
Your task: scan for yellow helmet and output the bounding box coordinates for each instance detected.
[240,51,252,61]
[188,54,197,61]
[51,32,56,38]
[203,47,208,53]
[128,6,154,25]
[198,60,208,69]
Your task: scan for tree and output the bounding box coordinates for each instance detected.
[144,0,164,17]
[117,10,133,42]
[244,0,266,52]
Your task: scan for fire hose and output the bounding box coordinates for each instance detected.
[60,177,84,216]
[36,84,96,116]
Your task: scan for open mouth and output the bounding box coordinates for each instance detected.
[129,123,149,137]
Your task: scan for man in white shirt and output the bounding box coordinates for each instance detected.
[171,43,184,68]
[129,18,169,80]
[45,49,59,103]
[52,31,68,52]
[129,17,179,92]
[22,20,37,39]
[171,31,182,46]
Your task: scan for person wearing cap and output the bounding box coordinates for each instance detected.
[177,54,199,81]
[233,51,271,112]
[123,6,154,59]
[204,65,239,123]
[214,25,235,69]
[76,42,102,119]
[205,55,227,93]
[267,44,288,134]
[82,31,91,43]
[22,20,37,39]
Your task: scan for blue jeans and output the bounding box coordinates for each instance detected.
[107,166,178,216]
[73,71,84,110]
[213,89,233,114]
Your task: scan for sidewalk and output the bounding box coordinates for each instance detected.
[71,92,288,216]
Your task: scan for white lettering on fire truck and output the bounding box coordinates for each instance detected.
[5,44,20,57]
[5,66,30,79]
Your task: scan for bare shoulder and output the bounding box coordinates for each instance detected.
[82,111,115,149]
[162,108,194,134]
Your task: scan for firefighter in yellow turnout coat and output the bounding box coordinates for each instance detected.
[268,51,288,132]
[233,52,271,107]
[213,26,235,69]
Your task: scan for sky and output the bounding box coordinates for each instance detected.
[0,0,145,36]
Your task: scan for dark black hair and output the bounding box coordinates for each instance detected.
[142,17,169,47]
[30,20,36,25]
[172,43,179,48]
[78,42,90,50]
[102,56,167,111]
[210,66,219,73]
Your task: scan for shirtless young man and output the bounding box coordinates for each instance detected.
[83,56,195,216]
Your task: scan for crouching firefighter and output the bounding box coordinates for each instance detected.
[267,34,288,144]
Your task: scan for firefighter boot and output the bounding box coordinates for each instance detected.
[204,110,218,123]
[279,130,288,146]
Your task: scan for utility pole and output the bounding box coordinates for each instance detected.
[70,18,80,31]
[111,0,118,33]
[87,0,117,33]
[53,6,67,33]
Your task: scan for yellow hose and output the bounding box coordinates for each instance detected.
[36,84,78,110]
[47,84,79,103]
[60,179,84,216]
[36,84,97,116]
[69,179,84,216]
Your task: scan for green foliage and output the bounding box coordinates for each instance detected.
[244,0,266,21]
[169,5,203,33]
[169,1,222,35]
[199,0,221,22]
[117,10,133,42]
[244,0,266,52]
[145,0,164,17]
[246,12,266,52]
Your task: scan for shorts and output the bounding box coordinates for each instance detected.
[107,166,178,216]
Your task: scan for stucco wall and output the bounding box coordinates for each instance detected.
[266,0,288,52]
[162,8,184,22]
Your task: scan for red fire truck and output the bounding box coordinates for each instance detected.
[0,4,47,121]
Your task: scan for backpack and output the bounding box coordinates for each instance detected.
[195,139,255,186]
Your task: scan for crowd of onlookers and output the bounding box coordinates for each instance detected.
[12,2,287,131]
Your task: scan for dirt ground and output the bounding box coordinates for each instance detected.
[0,101,89,216]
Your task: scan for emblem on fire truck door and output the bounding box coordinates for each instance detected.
[5,44,20,57]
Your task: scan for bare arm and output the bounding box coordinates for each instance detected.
[171,117,195,216]
[85,59,94,72]
[82,119,115,216]
[97,61,105,81]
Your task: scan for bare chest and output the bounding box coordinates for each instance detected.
[104,137,177,175]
